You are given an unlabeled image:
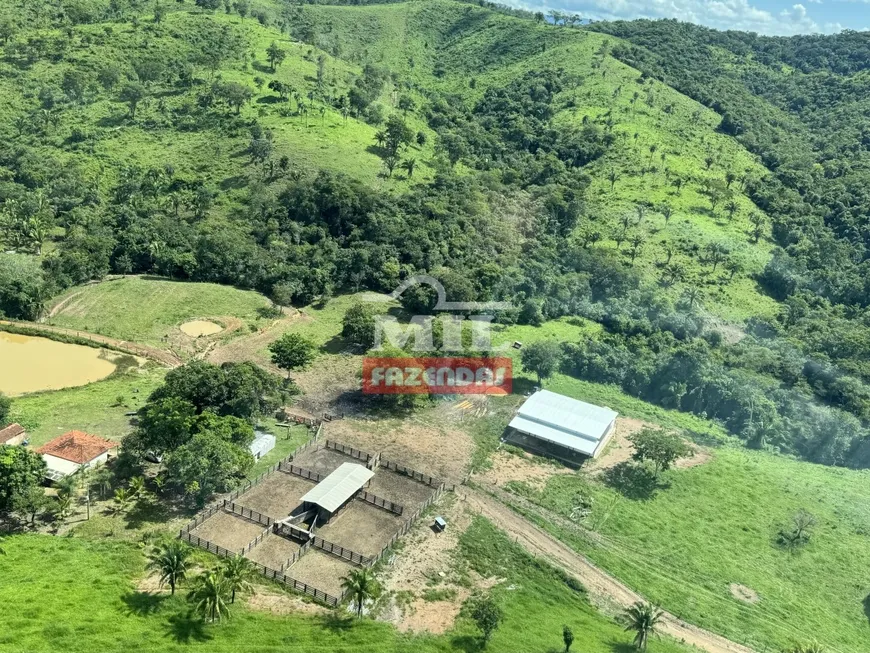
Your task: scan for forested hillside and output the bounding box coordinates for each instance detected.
[2,0,870,469]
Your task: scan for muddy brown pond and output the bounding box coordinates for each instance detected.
[0,332,121,395]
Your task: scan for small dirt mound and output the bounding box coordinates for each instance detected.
[729,583,760,604]
[179,320,223,337]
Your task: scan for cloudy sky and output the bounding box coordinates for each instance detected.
[501,0,864,35]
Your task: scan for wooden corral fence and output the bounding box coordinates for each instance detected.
[243,526,272,554]
[368,483,446,568]
[178,503,221,535]
[247,560,343,607]
[277,409,321,427]
[379,456,443,488]
[279,540,312,573]
[223,500,274,528]
[310,535,372,566]
[278,462,324,483]
[325,439,371,463]
[179,532,240,559]
[356,490,404,516]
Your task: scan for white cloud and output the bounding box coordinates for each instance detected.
[501,0,839,35]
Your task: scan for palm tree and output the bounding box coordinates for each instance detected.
[191,570,232,623]
[725,200,739,221]
[147,540,190,595]
[607,168,620,191]
[624,602,663,651]
[341,568,380,618]
[92,466,113,499]
[222,556,254,604]
[400,158,416,178]
[660,204,673,224]
[112,487,132,514]
[128,476,147,499]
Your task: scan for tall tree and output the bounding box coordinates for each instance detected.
[222,555,254,603]
[341,568,380,618]
[520,340,563,384]
[623,602,662,651]
[147,540,191,595]
[268,332,316,374]
[266,42,286,71]
[627,428,692,477]
[469,593,503,649]
[191,569,231,622]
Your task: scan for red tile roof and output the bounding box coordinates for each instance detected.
[36,431,116,464]
[0,423,25,444]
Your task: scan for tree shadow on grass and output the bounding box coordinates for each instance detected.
[608,640,637,653]
[863,593,870,624]
[316,611,355,634]
[165,610,212,644]
[121,591,166,616]
[602,462,669,501]
[449,634,483,653]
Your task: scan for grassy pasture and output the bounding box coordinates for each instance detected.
[47,277,272,346]
[9,366,166,448]
[0,523,695,653]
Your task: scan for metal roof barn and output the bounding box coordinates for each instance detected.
[508,389,618,458]
[300,462,375,514]
[249,431,276,460]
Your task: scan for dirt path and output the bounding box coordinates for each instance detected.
[462,488,756,653]
[0,320,181,367]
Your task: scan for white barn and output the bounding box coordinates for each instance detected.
[249,431,276,460]
[508,390,617,463]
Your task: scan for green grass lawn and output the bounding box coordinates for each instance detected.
[9,366,166,448]
[47,277,273,346]
[0,519,695,653]
[248,421,312,477]
[505,446,870,652]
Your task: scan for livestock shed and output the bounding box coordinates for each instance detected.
[250,431,276,460]
[36,431,117,480]
[300,462,374,525]
[0,423,27,446]
[508,389,617,465]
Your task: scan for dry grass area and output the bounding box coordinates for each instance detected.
[322,418,474,483]
[287,550,356,597]
[234,472,316,520]
[245,588,326,616]
[245,533,302,569]
[207,311,303,370]
[290,355,361,414]
[379,493,491,635]
[729,583,760,604]
[477,449,575,489]
[316,501,405,557]
[587,417,713,474]
[190,511,266,553]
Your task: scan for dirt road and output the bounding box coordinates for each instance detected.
[462,488,756,653]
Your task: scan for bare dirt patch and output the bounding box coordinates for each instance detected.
[190,510,268,553]
[207,312,304,370]
[588,417,712,474]
[477,449,574,489]
[245,533,303,569]
[234,472,316,520]
[293,447,356,476]
[179,319,223,337]
[316,501,405,557]
[729,583,760,604]
[290,355,361,415]
[322,419,473,483]
[286,549,356,597]
[367,469,435,512]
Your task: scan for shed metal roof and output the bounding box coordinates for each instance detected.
[508,390,617,456]
[300,462,374,513]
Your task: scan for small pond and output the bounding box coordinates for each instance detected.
[0,332,120,395]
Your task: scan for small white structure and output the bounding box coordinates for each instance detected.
[300,462,374,523]
[36,431,116,480]
[249,431,276,460]
[508,389,617,462]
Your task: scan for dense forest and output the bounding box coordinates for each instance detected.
[1,0,870,468]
